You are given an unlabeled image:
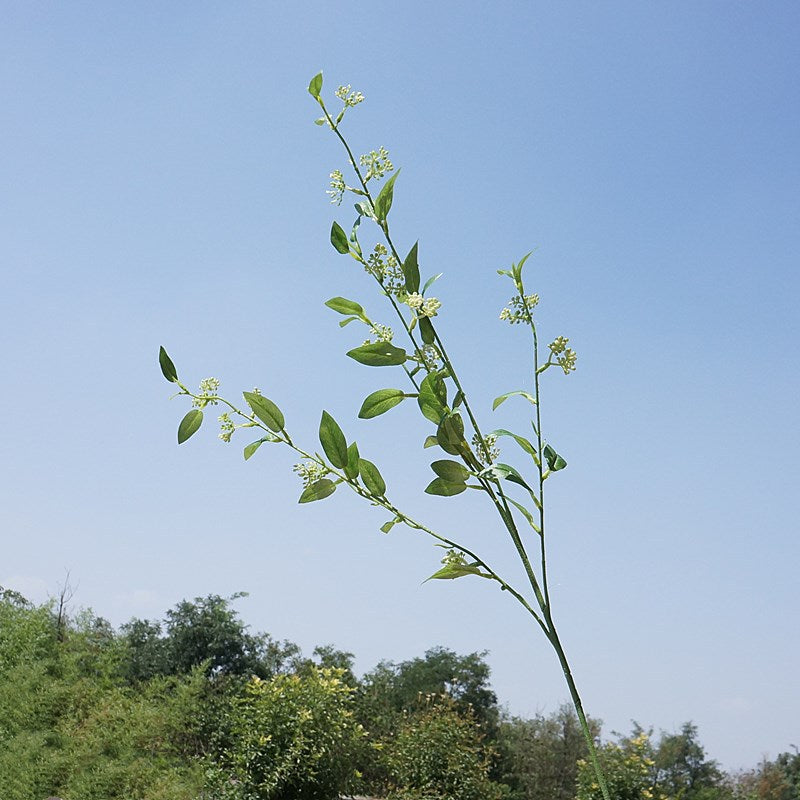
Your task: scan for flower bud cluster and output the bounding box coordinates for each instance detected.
[218,413,235,442]
[335,85,365,107]
[192,377,221,408]
[499,293,539,324]
[442,549,468,568]
[548,337,578,374]
[419,344,442,370]
[406,292,441,318]
[327,170,346,205]
[292,460,327,488]
[360,147,393,181]
[365,244,404,295]
[472,432,500,465]
[370,323,394,342]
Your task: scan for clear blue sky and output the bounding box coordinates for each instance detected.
[2,1,798,771]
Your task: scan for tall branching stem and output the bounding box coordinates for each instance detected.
[161,74,612,800]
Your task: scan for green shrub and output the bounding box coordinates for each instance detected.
[383,696,506,800]
[208,666,364,800]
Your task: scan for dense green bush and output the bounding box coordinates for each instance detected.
[382,696,506,800]
[207,667,364,800]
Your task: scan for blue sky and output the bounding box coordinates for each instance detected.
[2,1,798,770]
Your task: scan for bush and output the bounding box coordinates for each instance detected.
[383,696,506,800]
[208,666,364,800]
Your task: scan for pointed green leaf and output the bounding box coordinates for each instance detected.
[543,444,567,471]
[358,388,407,419]
[345,442,360,480]
[424,477,467,497]
[423,435,439,449]
[490,428,538,460]
[380,518,399,534]
[425,562,489,581]
[330,221,350,254]
[418,372,448,424]
[177,409,203,444]
[299,478,336,503]
[492,390,537,411]
[158,346,178,383]
[507,497,540,532]
[325,297,366,318]
[319,411,348,468]
[486,462,534,491]
[373,169,400,221]
[422,272,443,295]
[243,439,266,461]
[243,392,285,432]
[402,241,420,293]
[430,459,470,483]
[359,458,386,497]
[436,413,466,456]
[347,342,407,367]
[419,316,435,345]
[308,71,323,99]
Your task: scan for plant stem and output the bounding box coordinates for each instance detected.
[545,619,612,800]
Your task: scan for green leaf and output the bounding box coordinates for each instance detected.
[490,428,538,460]
[319,411,348,468]
[347,342,407,367]
[513,251,533,281]
[402,241,420,293]
[425,562,489,581]
[177,409,203,444]
[325,297,365,319]
[243,392,285,432]
[419,316,435,345]
[436,413,466,456]
[243,439,266,461]
[492,390,537,411]
[486,462,534,492]
[418,372,448,424]
[314,117,326,126]
[430,459,470,482]
[424,477,467,497]
[158,346,178,383]
[359,458,386,497]
[345,442,360,481]
[422,272,443,295]
[373,169,400,221]
[544,444,567,471]
[507,497,541,532]
[423,435,439,449]
[380,518,400,534]
[330,221,350,254]
[299,478,336,503]
[307,71,323,99]
[358,388,407,419]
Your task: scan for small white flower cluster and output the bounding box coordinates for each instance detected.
[442,549,468,568]
[548,337,577,374]
[370,323,394,342]
[360,147,393,181]
[192,377,221,408]
[406,292,441,318]
[419,343,442,370]
[327,169,346,205]
[365,243,404,295]
[292,460,327,488]
[472,432,500,465]
[335,85,365,107]
[218,413,235,442]
[499,293,539,324]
